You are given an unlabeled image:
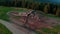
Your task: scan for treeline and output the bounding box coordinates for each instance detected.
[0,0,60,16]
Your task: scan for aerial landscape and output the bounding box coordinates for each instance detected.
[0,0,60,34]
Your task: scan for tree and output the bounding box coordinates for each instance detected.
[27,1,30,9]
[56,7,60,16]
[34,2,40,10]
[29,0,35,9]
[43,5,48,13]
[22,0,26,8]
[43,3,50,13]
[14,0,17,7]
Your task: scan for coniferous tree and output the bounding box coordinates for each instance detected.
[56,7,60,16]
[34,2,40,10]
[22,0,26,8]
[15,0,17,7]
[44,3,50,13]
[27,1,30,9]
[44,5,48,13]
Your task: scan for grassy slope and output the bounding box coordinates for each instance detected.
[0,23,12,34]
[0,6,28,21]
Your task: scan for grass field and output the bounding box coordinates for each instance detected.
[0,23,12,34]
[0,6,60,21]
[0,6,60,34]
[46,14,60,20]
[35,24,60,34]
[0,6,28,21]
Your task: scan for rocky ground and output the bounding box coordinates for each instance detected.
[8,10,60,34]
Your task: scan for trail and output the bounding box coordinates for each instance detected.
[0,19,36,34]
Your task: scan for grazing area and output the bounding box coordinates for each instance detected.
[0,23,12,34]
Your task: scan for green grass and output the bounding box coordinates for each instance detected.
[52,25,60,32]
[46,14,60,20]
[0,6,60,21]
[40,25,60,34]
[0,6,28,21]
[41,28,58,34]
[41,28,51,32]
[35,27,58,34]
[35,31,42,34]
[0,6,60,34]
[0,7,14,21]
[0,23,12,34]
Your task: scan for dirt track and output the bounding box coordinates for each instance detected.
[0,19,36,34]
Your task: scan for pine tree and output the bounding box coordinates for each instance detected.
[15,0,17,7]
[34,2,40,10]
[44,5,48,13]
[27,1,30,9]
[22,0,25,8]
[56,7,60,16]
[31,2,35,9]
[44,3,50,13]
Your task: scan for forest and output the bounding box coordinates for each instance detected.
[0,0,60,16]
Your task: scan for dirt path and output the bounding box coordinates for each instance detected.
[0,19,36,34]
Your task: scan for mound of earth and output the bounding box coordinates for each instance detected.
[7,10,60,34]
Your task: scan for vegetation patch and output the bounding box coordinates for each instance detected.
[0,23,12,34]
[0,6,28,21]
[46,14,60,20]
[0,6,60,34]
[35,31,42,34]
[40,25,60,34]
